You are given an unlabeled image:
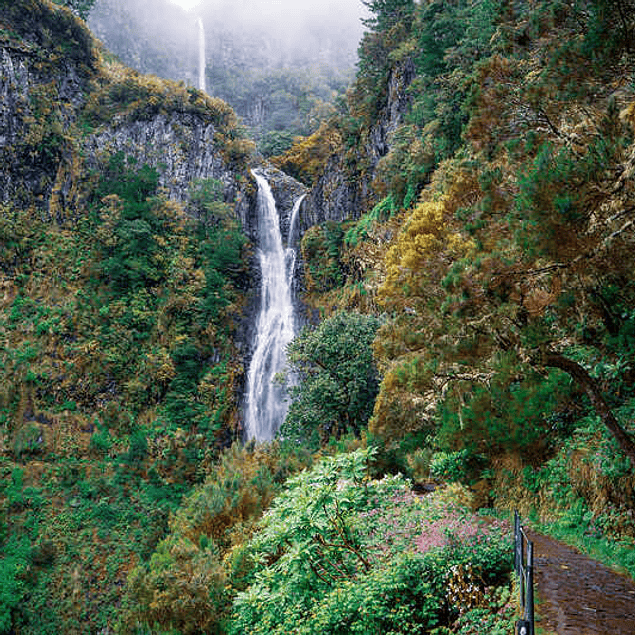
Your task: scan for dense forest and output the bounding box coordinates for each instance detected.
[2,0,635,633]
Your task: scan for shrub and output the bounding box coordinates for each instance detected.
[229,449,513,634]
[282,312,381,447]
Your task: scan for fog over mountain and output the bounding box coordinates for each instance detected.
[88,0,368,145]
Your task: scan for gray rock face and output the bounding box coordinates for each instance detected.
[366,57,416,163]
[256,165,307,245]
[300,57,415,229]
[301,152,361,232]
[0,44,90,214]
[0,42,257,236]
[1,48,36,147]
[83,113,255,235]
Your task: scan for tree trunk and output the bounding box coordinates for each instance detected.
[544,352,635,469]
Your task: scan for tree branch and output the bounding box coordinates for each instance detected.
[543,352,635,469]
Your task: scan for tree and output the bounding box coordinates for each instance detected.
[51,0,96,20]
[229,449,376,635]
[373,105,635,469]
[281,312,381,447]
[362,0,415,33]
[365,0,635,471]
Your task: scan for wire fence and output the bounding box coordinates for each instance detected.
[514,510,535,635]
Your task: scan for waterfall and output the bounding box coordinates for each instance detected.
[244,173,304,442]
[288,192,306,250]
[197,17,206,93]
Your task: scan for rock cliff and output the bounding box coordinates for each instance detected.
[0,4,96,216]
[257,165,307,245]
[83,112,255,233]
[0,0,257,233]
[299,57,416,231]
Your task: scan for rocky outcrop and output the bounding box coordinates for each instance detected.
[256,165,307,245]
[300,57,416,230]
[0,0,99,216]
[84,113,255,234]
[0,0,256,232]
[300,152,362,233]
[365,57,416,164]
[0,42,91,215]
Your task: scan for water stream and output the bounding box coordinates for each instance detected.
[244,172,304,441]
[197,17,206,93]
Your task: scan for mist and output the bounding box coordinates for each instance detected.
[89,0,368,77]
[89,0,368,141]
[88,0,367,145]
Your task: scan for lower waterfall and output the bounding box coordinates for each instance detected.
[244,172,304,442]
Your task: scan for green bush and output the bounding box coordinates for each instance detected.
[430,450,471,483]
[11,424,43,460]
[0,536,30,634]
[229,449,513,634]
[119,442,312,634]
[301,221,346,292]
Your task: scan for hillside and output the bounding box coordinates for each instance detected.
[2,1,635,634]
[0,1,259,630]
[87,0,363,153]
[284,0,635,573]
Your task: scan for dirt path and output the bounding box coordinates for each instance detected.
[526,530,635,634]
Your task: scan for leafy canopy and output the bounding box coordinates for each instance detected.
[281,312,381,448]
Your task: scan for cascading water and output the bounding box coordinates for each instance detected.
[288,190,305,251]
[244,172,305,442]
[197,17,206,93]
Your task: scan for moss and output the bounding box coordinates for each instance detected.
[0,0,97,71]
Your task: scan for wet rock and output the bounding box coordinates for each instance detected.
[301,57,415,229]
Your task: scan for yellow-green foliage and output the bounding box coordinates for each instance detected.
[0,0,97,71]
[124,534,228,635]
[272,121,343,185]
[367,195,475,443]
[169,443,302,548]
[379,197,474,310]
[83,59,255,164]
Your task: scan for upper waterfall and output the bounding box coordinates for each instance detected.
[197,17,206,93]
[244,172,304,442]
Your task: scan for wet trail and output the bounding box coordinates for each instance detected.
[526,530,635,634]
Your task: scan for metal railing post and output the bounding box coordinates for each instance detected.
[514,510,520,574]
[526,541,535,635]
[514,511,535,635]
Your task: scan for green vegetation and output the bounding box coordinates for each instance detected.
[3,0,635,632]
[282,312,381,449]
[277,0,635,595]
[0,2,254,626]
[230,450,514,634]
[119,442,313,634]
[51,0,96,20]
[0,156,249,631]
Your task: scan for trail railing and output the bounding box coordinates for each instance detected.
[514,511,535,635]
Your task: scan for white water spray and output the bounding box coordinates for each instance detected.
[245,173,304,442]
[197,17,206,93]
[288,192,305,250]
